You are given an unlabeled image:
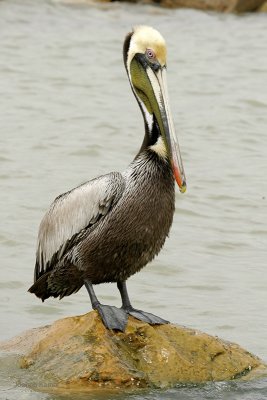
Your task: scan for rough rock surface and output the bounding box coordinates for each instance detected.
[51,0,267,11]
[227,0,267,11]
[0,311,266,392]
[142,0,266,10]
[258,0,267,10]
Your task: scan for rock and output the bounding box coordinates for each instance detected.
[157,0,230,11]
[152,0,222,11]
[0,311,266,392]
[227,0,266,11]
[158,0,266,11]
[50,0,267,10]
[258,1,267,10]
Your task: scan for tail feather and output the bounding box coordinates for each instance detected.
[28,264,84,301]
[28,271,54,302]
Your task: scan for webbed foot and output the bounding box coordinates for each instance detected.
[95,304,128,332]
[125,307,169,325]
[85,280,128,332]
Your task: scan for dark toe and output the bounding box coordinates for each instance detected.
[126,308,169,325]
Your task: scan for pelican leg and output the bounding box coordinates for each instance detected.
[117,281,169,325]
[84,279,128,332]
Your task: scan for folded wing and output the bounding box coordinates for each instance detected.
[34,172,125,281]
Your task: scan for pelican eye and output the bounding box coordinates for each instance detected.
[146,48,156,61]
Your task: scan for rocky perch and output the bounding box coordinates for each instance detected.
[0,312,266,392]
[139,0,267,12]
[60,0,267,12]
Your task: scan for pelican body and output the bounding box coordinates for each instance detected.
[29,26,186,331]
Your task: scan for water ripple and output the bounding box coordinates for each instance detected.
[0,2,267,399]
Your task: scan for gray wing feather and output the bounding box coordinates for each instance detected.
[35,172,125,281]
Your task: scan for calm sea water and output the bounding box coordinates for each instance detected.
[0,0,267,399]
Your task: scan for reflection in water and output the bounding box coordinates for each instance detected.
[0,0,267,398]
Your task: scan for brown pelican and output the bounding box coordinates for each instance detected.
[29,26,186,332]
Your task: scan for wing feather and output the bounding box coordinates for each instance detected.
[35,172,125,281]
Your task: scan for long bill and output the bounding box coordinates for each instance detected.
[146,66,186,193]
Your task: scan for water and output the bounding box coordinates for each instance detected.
[0,0,267,398]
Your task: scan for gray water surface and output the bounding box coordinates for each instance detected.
[0,0,267,399]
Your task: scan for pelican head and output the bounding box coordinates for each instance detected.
[123,26,186,193]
